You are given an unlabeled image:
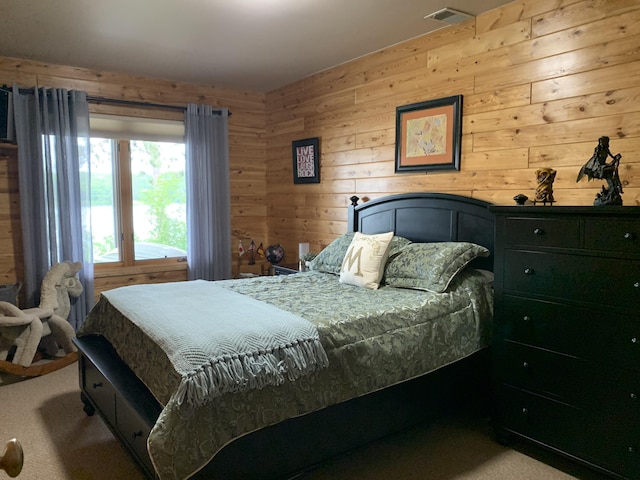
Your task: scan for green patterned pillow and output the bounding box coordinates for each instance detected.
[308,232,356,274]
[387,235,412,259]
[384,242,490,293]
[309,232,411,275]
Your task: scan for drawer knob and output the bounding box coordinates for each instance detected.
[633,337,638,344]
[523,315,531,322]
[524,268,534,275]
[631,393,638,401]
[628,446,638,454]
[92,382,103,389]
[624,232,634,240]
[533,228,544,236]
[521,407,528,415]
[634,282,639,289]
[522,361,530,369]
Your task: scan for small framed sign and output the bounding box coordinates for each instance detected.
[395,95,462,173]
[292,137,320,184]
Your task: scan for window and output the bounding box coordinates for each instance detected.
[89,115,186,265]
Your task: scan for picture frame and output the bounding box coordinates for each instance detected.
[395,95,462,173]
[292,137,320,184]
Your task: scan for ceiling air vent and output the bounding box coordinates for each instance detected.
[424,7,474,25]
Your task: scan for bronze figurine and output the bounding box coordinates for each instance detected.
[534,168,556,205]
[576,136,623,206]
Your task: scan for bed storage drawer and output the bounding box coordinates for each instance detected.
[75,335,162,480]
[116,396,155,475]
[81,356,116,426]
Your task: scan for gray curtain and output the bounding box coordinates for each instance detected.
[12,85,94,330]
[185,104,231,280]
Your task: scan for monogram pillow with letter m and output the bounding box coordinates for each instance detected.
[339,231,394,289]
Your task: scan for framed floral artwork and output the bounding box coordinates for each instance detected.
[395,95,462,173]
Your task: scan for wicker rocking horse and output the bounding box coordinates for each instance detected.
[0,261,83,377]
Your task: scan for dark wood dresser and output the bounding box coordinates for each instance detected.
[489,205,640,480]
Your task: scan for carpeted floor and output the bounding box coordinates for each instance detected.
[0,364,146,480]
[0,364,610,480]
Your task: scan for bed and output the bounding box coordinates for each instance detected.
[74,192,495,480]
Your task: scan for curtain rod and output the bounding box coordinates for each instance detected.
[87,96,186,112]
[87,96,230,115]
[0,87,230,116]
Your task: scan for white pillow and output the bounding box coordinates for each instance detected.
[339,231,394,289]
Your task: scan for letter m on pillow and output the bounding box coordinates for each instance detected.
[342,245,364,277]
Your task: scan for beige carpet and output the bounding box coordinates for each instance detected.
[0,364,609,480]
[0,364,145,480]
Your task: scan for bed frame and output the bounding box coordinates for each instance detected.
[75,192,495,480]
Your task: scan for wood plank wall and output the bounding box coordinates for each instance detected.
[265,0,640,260]
[0,58,267,300]
[2,0,640,299]
[0,144,22,288]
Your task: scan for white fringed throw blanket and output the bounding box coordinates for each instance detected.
[102,280,329,407]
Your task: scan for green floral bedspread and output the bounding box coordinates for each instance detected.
[79,269,493,480]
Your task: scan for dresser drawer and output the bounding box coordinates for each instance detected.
[585,218,640,255]
[498,386,581,455]
[82,358,116,426]
[495,341,640,417]
[116,396,155,476]
[498,295,640,370]
[503,217,581,248]
[498,386,640,479]
[503,250,640,309]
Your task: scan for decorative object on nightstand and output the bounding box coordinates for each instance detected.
[236,258,270,278]
[265,244,285,264]
[533,168,556,205]
[490,205,640,480]
[247,240,256,265]
[300,251,317,272]
[576,136,624,206]
[298,243,310,271]
[272,263,300,276]
[236,240,269,278]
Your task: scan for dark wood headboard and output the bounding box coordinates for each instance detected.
[348,193,495,271]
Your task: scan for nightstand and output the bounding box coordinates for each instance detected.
[235,259,271,279]
[272,263,300,275]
